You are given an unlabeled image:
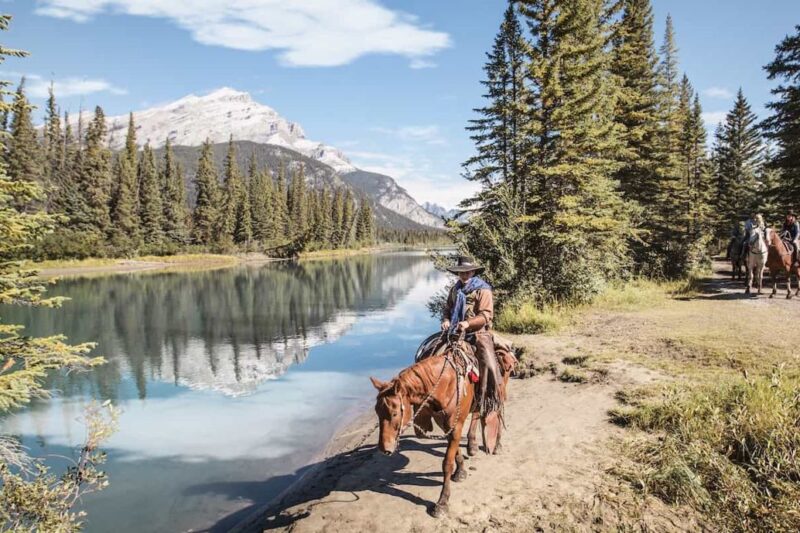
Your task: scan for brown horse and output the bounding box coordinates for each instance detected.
[765,228,800,299]
[370,348,475,517]
[414,349,516,455]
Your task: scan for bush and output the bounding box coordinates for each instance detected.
[494,299,569,334]
[611,370,800,532]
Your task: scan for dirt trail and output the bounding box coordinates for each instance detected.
[234,259,787,532]
[234,353,681,531]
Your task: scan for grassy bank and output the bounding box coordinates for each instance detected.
[500,266,800,531]
[495,277,698,334]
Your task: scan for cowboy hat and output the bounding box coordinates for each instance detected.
[446,255,485,275]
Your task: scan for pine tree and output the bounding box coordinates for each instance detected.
[463,4,529,210]
[248,154,275,243]
[109,151,140,249]
[715,89,763,235]
[488,0,635,301]
[288,165,308,238]
[81,106,113,237]
[273,161,290,237]
[137,143,164,246]
[160,138,188,244]
[355,198,375,244]
[340,189,355,247]
[6,78,43,187]
[315,188,333,245]
[191,140,220,245]
[610,0,661,225]
[43,83,62,191]
[763,25,800,211]
[330,188,344,247]
[219,137,244,245]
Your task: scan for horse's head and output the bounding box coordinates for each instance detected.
[370,376,410,455]
[750,229,767,253]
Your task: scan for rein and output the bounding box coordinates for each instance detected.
[393,332,470,445]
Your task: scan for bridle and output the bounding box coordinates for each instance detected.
[384,332,470,453]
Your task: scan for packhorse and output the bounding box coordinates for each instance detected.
[745,229,768,295]
[765,228,800,299]
[728,235,744,280]
[370,335,477,517]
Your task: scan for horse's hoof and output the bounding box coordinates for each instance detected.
[467,441,479,457]
[452,469,467,482]
[493,442,504,455]
[770,294,775,299]
[430,503,448,518]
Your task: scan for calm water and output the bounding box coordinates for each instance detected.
[0,252,444,532]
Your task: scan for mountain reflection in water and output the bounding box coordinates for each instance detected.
[0,252,444,533]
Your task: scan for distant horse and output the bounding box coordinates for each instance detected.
[371,343,476,517]
[727,236,744,280]
[765,228,800,299]
[744,230,768,295]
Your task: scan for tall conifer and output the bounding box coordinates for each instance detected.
[6,78,42,187]
[192,140,220,245]
[160,138,188,244]
[137,143,164,245]
[81,106,112,236]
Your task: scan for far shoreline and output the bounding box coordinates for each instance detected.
[30,244,450,279]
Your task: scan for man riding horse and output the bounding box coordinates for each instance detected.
[440,256,502,415]
[781,211,800,264]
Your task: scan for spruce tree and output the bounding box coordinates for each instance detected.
[137,143,164,246]
[288,165,308,238]
[356,198,375,244]
[160,138,188,244]
[610,0,661,225]
[315,188,333,245]
[715,89,763,235]
[109,151,140,249]
[81,106,113,238]
[330,188,344,247]
[273,162,290,237]
[43,83,62,190]
[219,137,244,245]
[763,25,800,211]
[6,78,43,187]
[463,3,529,210]
[191,140,220,245]
[340,189,355,247]
[498,0,634,301]
[249,159,275,244]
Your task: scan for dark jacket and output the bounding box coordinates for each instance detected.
[783,221,800,241]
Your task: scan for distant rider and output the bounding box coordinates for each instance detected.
[781,211,800,264]
[741,213,766,258]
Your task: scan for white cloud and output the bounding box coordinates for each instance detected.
[348,150,477,209]
[0,71,126,98]
[35,0,451,68]
[702,86,733,100]
[702,110,727,128]
[372,124,447,145]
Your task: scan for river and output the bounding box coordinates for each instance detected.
[0,252,445,532]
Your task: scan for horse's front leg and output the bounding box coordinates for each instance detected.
[467,412,480,456]
[770,269,777,298]
[788,270,794,299]
[431,421,465,517]
[757,266,764,294]
[745,267,752,294]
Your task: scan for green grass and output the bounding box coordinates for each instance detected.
[610,370,800,532]
[495,300,571,334]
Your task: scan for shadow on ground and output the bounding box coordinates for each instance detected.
[194,437,447,532]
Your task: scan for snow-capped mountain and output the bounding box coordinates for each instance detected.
[79,87,443,229]
[103,87,356,174]
[422,202,458,220]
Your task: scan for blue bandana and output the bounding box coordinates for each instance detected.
[449,276,492,335]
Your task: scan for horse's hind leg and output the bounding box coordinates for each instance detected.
[431,422,465,517]
[788,271,794,299]
[466,412,480,456]
[452,445,467,482]
[770,270,777,298]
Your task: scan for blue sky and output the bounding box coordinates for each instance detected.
[2,0,799,208]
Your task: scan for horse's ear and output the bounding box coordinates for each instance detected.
[370,376,388,390]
